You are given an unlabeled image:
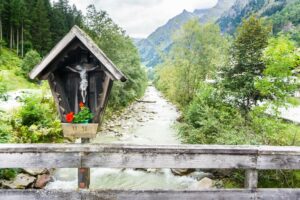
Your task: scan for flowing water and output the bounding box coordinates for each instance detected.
[3,87,299,189]
[46,86,200,190]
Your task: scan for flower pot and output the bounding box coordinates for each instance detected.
[62,123,98,138]
[80,120,90,124]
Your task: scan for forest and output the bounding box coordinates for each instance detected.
[0,0,300,191]
[0,0,147,146]
[155,13,300,187]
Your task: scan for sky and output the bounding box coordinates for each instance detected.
[63,0,218,38]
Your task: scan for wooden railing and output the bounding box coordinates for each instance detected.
[0,144,300,199]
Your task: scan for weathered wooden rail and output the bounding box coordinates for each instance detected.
[0,144,300,200]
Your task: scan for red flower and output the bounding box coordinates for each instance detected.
[79,102,85,108]
[65,112,74,123]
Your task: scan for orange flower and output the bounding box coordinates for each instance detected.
[65,112,74,123]
[79,102,85,108]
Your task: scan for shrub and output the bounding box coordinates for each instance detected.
[11,94,63,143]
[0,169,20,180]
[20,50,41,79]
[179,84,251,144]
[0,112,12,143]
[179,84,300,146]
[0,74,7,100]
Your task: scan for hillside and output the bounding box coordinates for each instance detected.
[0,49,37,92]
[136,0,236,68]
[217,0,291,34]
[134,10,197,68]
[136,0,300,68]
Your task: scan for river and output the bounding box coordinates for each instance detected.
[2,86,299,189]
[46,86,200,190]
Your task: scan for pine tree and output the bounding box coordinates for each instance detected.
[31,0,52,55]
[222,16,271,112]
[0,1,4,50]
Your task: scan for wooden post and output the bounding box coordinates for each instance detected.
[78,138,90,189]
[245,169,258,189]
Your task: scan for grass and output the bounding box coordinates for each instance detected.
[0,70,37,91]
[0,48,38,91]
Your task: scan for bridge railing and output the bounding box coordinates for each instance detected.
[0,144,300,200]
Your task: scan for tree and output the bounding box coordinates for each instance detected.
[156,19,229,105]
[0,74,7,100]
[21,50,41,78]
[31,0,52,55]
[84,5,147,108]
[222,16,271,112]
[0,1,4,50]
[255,35,300,106]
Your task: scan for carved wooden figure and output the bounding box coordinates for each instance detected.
[29,25,126,126]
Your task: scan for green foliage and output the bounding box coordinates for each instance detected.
[0,75,7,100]
[178,84,249,145]
[270,0,300,34]
[0,48,37,91]
[258,170,300,188]
[222,16,271,111]
[84,5,147,110]
[73,106,93,123]
[31,0,52,55]
[20,50,41,78]
[1,0,83,56]
[179,84,300,146]
[0,112,11,143]
[11,94,63,143]
[0,169,19,180]
[156,20,229,105]
[255,35,300,107]
[0,48,22,70]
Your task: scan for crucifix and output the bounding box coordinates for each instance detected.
[66,63,99,103]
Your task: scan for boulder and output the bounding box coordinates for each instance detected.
[171,169,195,176]
[35,174,52,189]
[1,173,36,189]
[187,171,213,181]
[23,168,48,176]
[190,177,214,190]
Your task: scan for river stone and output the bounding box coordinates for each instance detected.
[171,169,195,176]
[187,171,213,181]
[1,173,36,189]
[190,177,214,190]
[35,174,52,189]
[23,168,48,176]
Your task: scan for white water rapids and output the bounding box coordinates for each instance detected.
[46,86,200,190]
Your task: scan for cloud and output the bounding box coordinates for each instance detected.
[64,0,218,38]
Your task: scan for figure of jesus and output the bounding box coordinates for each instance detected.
[67,64,99,103]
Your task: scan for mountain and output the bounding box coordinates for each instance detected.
[136,0,236,68]
[134,10,197,68]
[217,0,290,34]
[136,0,300,68]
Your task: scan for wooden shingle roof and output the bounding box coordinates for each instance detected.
[29,25,126,81]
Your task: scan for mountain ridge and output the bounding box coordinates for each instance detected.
[135,0,298,68]
[135,0,236,68]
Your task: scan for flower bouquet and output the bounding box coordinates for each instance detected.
[62,102,98,138]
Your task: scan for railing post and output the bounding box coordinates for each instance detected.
[78,138,90,189]
[245,169,258,189]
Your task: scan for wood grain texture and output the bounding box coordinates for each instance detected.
[29,26,126,81]
[0,144,299,170]
[62,123,98,138]
[0,189,300,200]
[245,169,258,189]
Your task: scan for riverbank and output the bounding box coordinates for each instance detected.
[94,86,180,145]
[46,86,214,190]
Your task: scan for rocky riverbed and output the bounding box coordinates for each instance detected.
[46,86,216,190]
[0,169,52,189]
[93,86,180,145]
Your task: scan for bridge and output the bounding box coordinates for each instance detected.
[0,144,299,199]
